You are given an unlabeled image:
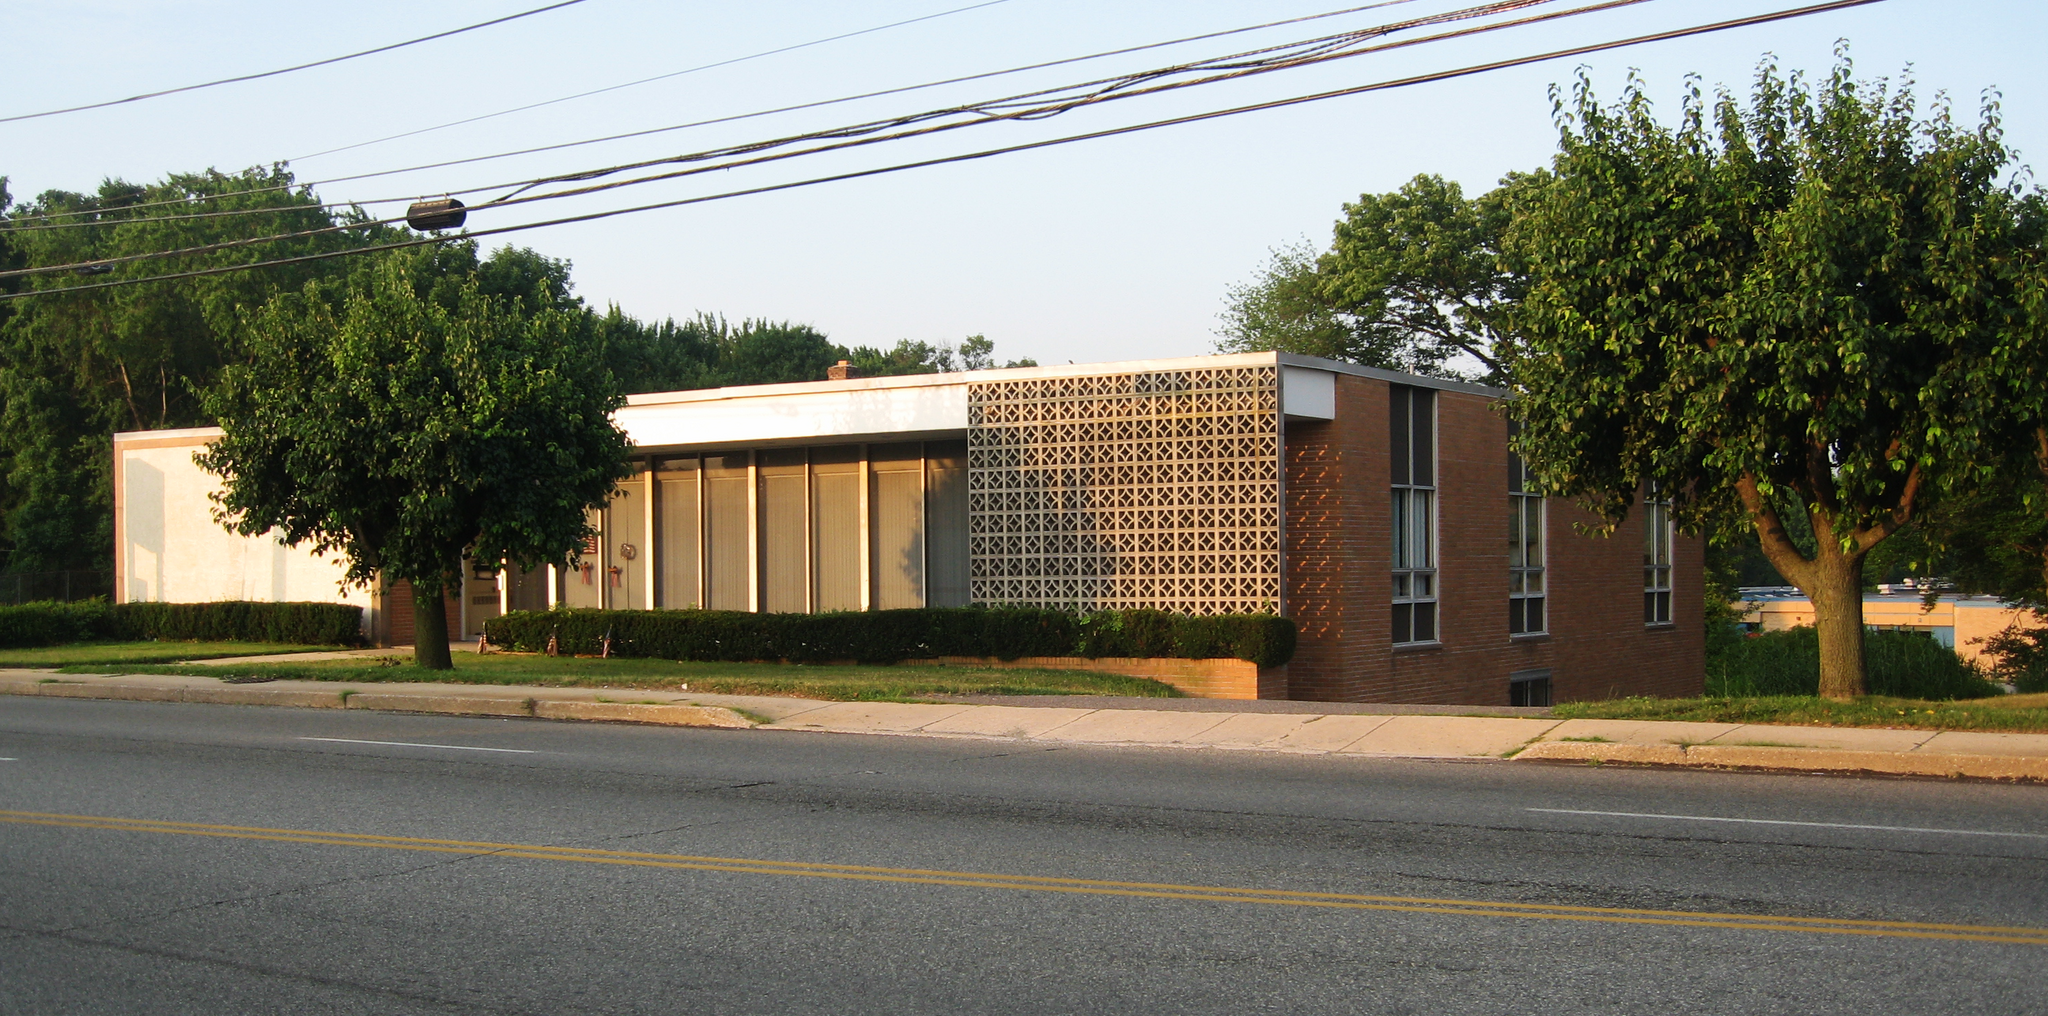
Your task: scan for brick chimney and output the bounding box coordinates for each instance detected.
[827,359,861,381]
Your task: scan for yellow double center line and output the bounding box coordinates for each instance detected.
[6,808,2043,945]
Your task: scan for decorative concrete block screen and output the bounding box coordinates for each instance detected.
[967,365,1282,614]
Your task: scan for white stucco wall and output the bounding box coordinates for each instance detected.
[116,431,369,612]
[617,380,970,449]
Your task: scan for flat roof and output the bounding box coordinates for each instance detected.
[116,351,1507,445]
[621,350,1505,408]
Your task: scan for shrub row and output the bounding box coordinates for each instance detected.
[110,601,364,646]
[1706,626,2003,700]
[0,600,364,649]
[483,607,1296,667]
[0,601,112,648]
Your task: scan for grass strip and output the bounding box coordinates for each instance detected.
[59,652,1180,702]
[1557,694,2048,734]
[0,641,348,668]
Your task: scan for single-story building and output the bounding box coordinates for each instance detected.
[1739,586,2040,666]
[113,351,1704,704]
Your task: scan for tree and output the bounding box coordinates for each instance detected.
[1506,57,2038,699]
[1216,240,1431,371]
[200,250,631,669]
[1216,173,1533,383]
[0,167,390,571]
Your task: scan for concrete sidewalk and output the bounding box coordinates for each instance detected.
[5,669,2046,782]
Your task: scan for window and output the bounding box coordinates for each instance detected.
[1644,488,1674,625]
[1391,386,1437,644]
[1508,435,1545,636]
[1510,668,1553,707]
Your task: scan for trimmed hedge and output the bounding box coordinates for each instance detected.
[111,601,364,646]
[0,600,364,649]
[483,606,1296,667]
[1707,626,2002,700]
[0,601,114,649]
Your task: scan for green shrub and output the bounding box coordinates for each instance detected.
[1707,626,2001,700]
[0,601,116,648]
[0,599,363,648]
[483,606,1295,667]
[110,601,363,646]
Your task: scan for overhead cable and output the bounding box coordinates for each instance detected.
[0,0,1894,303]
[0,0,1590,271]
[0,0,1432,229]
[0,0,594,125]
[289,0,1023,162]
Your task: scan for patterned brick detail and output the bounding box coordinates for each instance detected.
[968,366,1281,613]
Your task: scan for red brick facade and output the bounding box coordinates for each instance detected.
[1284,373,1704,704]
[375,578,461,649]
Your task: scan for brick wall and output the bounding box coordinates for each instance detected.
[377,578,463,648]
[1283,373,1704,704]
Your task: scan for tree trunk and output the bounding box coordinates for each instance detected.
[1735,474,1870,701]
[412,583,453,671]
[1806,553,1868,701]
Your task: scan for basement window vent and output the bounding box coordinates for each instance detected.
[1510,668,1553,708]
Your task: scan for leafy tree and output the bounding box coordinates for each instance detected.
[1321,173,1530,383]
[0,167,390,571]
[1217,173,1534,383]
[200,250,631,669]
[1506,57,2038,699]
[847,335,1032,377]
[1216,240,1428,371]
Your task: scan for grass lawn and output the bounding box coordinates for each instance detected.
[1556,693,2048,734]
[63,651,1182,702]
[0,641,348,668]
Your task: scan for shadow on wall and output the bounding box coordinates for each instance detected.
[125,458,165,602]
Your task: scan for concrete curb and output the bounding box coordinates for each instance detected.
[1515,739,2048,781]
[533,700,754,728]
[9,675,2048,781]
[0,678,756,730]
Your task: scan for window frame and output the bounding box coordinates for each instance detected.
[1391,386,1439,646]
[1643,488,1675,627]
[1508,442,1546,637]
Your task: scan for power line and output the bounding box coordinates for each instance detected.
[294,0,1434,184]
[1,0,1433,229]
[473,0,1582,203]
[0,0,1586,271]
[0,0,1893,303]
[290,0,1023,162]
[0,0,594,125]
[0,0,1609,278]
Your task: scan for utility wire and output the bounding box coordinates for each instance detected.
[0,0,1432,229]
[475,0,1577,204]
[0,0,1892,303]
[290,0,1022,161]
[0,0,1620,277]
[0,0,594,125]
[0,0,1580,271]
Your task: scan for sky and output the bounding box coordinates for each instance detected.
[5,0,2045,368]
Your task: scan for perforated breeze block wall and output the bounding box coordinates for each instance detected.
[967,365,1282,614]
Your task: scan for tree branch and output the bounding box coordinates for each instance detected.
[1736,473,1816,588]
[1852,460,1921,553]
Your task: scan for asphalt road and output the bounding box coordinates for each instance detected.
[2,697,2045,1015]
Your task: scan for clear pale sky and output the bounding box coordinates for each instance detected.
[6,0,2043,366]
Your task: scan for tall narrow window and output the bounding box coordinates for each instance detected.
[1391,385,1437,644]
[1508,437,1545,635]
[1644,488,1674,625]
